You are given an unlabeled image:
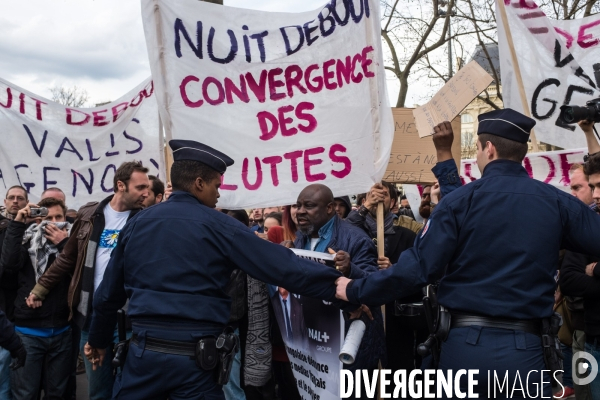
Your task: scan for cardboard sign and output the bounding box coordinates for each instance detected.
[413,61,492,138]
[383,108,460,184]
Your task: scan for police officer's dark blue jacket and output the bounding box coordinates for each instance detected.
[88,191,343,349]
[346,159,600,320]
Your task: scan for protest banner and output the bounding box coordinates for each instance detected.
[0,77,163,209]
[460,148,585,190]
[141,0,394,209]
[383,108,461,184]
[270,249,343,400]
[497,0,600,149]
[413,61,492,139]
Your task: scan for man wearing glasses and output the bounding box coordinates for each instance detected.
[0,185,29,399]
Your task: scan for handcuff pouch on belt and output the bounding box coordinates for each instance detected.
[541,312,563,375]
[112,309,129,371]
[417,284,450,368]
[195,327,240,385]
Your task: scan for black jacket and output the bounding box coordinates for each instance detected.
[0,220,70,328]
[0,216,18,320]
[0,308,21,353]
[559,250,600,337]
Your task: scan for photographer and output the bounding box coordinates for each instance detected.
[560,152,600,398]
[0,198,72,399]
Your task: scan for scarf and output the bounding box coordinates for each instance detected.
[244,276,272,387]
[364,212,396,249]
[23,221,72,282]
[0,206,15,220]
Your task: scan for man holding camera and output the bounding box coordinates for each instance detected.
[25,161,150,400]
[0,197,72,399]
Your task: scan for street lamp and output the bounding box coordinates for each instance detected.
[438,7,456,79]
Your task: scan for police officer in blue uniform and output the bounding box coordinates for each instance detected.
[336,108,600,398]
[84,140,343,399]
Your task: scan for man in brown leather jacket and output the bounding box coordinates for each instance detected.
[25,161,149,400]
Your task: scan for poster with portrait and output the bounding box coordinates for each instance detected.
[269,249,343,400]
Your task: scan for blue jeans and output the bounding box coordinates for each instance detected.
[223,329,245,400]
[584,341,600,399]
[0,347,12,399]
[80,329,118,400]
[561,343,574,388]
[11,329,72,400]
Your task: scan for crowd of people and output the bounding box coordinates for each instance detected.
[0,108,599,400]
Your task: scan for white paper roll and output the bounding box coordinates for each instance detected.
[339,319,366,365]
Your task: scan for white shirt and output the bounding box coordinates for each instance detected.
[94,203,130,291]
[310,238,319,251]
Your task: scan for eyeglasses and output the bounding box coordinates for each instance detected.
[6,196,26,202]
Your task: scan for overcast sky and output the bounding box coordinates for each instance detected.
[0,0,406,106]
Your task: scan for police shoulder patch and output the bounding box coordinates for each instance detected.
[420,219,431,238]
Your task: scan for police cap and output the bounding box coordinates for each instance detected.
[169,139,234,174]
[477,108,535,143]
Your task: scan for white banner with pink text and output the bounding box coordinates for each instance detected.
[141,0,393,208]
[460,148,586,189]
[498,0,600,149]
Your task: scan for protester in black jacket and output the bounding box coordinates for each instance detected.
[0,198,72,399]
[345,182,424,375]
[560,251,600,345]
[0,309,26,370]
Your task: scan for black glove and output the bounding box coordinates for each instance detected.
[9,344,26,370]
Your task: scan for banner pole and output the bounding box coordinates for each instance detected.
[153,0,175,174]
[497,0,540,152]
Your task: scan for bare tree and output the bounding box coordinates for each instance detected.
[461,130,478,159]
[49,85,89,107]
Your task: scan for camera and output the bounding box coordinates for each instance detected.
[559,98,600,123]
[29,207,48,217]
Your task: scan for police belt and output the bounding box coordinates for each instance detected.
[451,314,541,337]
[131,334,196,357]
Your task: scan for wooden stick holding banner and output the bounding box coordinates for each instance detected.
[376,203,385,257]
[497,0,540,152]
[153,0,175,175]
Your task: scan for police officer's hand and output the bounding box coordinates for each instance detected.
[26,293,42,309]
[432,121,454,163]
[364,183,385,211]
[335,277,351,302]
[329,248,351,277]
[44,224,68,245]
[280,240,295,248]
[9,343,26,370]
[586,262,597,277]
[377,256,392,270]
[84,343,105,371]
[349,304,374,321]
